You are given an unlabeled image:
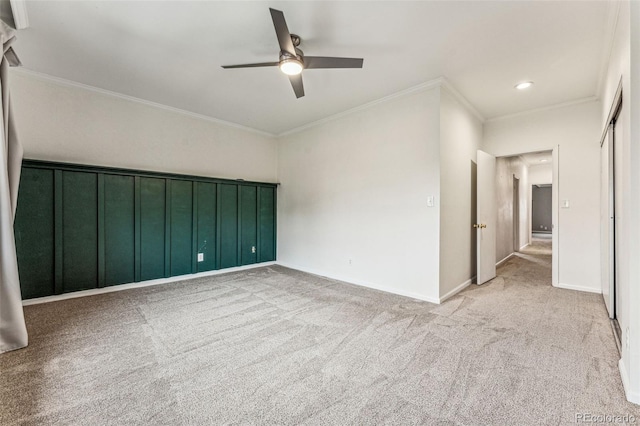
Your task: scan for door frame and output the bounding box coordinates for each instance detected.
[513,176,520,252]
[488,148,558,286]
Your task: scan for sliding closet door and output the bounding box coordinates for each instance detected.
[601,125,614,318]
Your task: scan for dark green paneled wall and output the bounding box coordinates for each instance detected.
[218,184,238,269]
[62,171,98,292]
[14,168,55,299]
[14,161,277,299]
[139,177,166,281]
[104,174,135,286]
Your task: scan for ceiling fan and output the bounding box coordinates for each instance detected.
[221,8,364,99]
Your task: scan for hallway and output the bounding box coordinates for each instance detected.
[445,236,639,422]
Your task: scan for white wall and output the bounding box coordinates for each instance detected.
[439,88,483,299]
[483,100,601,293]
[599,0,640,404]
[495,156,529,261]
[9,71,278,182]
[528,163,552,185]
[277,87,442,302]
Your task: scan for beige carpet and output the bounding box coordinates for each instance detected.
[1,240,638,424]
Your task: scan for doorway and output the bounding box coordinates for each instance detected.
[476,148,557,285]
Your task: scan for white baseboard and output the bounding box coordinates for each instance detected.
[554,282,602,294]
[519,243,530,251]
[438,277,473,303]
[496,253,514,267]
[276,262,440,304]
[619,358,640,405]
[22,262,277,306]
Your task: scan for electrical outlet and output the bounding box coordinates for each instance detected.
[197,253,204,262]
[251,246,256,254]
[349,259,352,265]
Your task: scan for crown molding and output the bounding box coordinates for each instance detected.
[9,0,28,29]
[11,67,276,138]
[439,78,486,123]
[277,76,486,138]
[278,78,446,137]
[485,96,599,124]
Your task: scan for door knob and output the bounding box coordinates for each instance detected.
[473,223,487,229]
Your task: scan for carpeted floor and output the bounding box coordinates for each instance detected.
[2,239,639,424]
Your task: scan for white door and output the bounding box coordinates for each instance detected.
[601,125,614,318]
[476,150,497,284]
[552,146,559,287]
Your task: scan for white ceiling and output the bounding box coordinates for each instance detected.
[14,1,612,135]
[520,151,553,166]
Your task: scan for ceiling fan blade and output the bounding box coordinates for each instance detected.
[289,74,304,98]
[269,8,296,56]
[304,57,364,69]
[221,62,279,69]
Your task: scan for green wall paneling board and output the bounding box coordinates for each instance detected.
[14,168,55,299]
[62,171,99,292]
[103,174,135,286]
[259,186,276,262]
[169,180,193,276]
[218,184,238,269]
[240,185,258,266]
[196,182,216,272]
[15,160,277,299]
[139,177,166,281]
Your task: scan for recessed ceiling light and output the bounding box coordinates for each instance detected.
[515,81,534,90]
[540,159,548,163]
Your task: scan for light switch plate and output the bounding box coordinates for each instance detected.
[197,253,204,262]
[561,200,570,208]
[427,196,435,207]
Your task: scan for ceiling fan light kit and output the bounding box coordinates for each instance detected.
[221,8,364,98]
[279,57,303,76]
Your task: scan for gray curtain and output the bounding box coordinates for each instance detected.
[0,20,26,354]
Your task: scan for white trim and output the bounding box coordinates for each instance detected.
[485,96,599,123]
[11,68,276,138]
[9,0,28,29]
[22,262,276,306]
[278,78,445,137]
[553,282,602,294]
[276,262,440,304]
[439,277,473,303]
[439,78,486,123]
[619,358,640,405]
[496,253,514,267]
[519,243,530,251]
